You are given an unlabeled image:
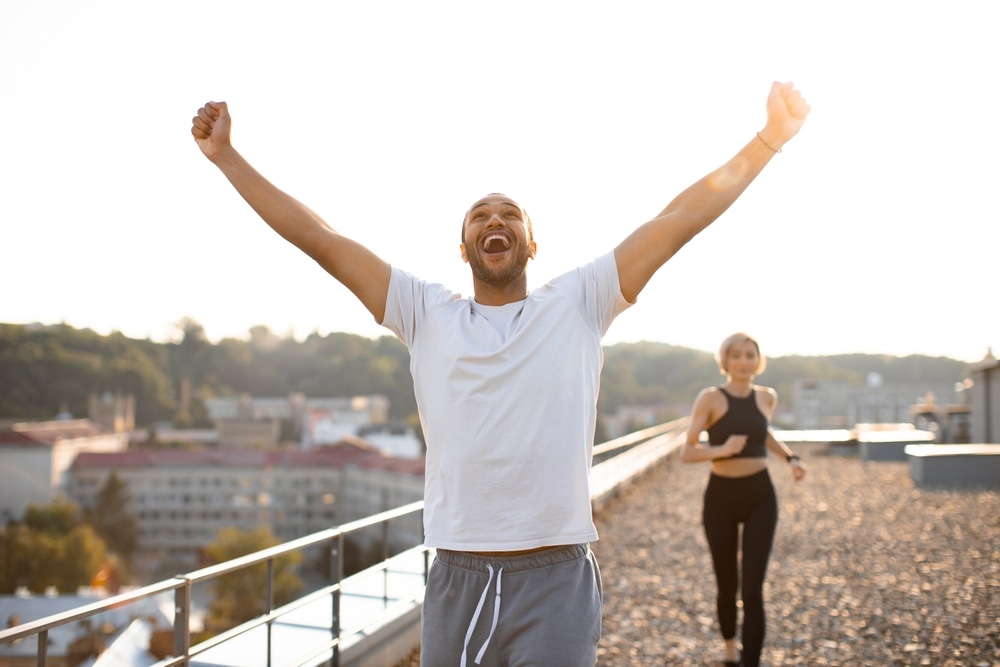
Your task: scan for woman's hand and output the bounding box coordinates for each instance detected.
[722,435,748,458]
[790,458,807,481]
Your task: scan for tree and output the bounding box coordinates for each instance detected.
[0,323,174,424]
[204,526,303,631]
[0,515,107,594]
[1,322,972,432]
[86,471,138,566]
[53,526,108,592]
[24,497,81,534]
[0,524,33,592]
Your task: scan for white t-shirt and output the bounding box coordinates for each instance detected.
[381,251,631,551]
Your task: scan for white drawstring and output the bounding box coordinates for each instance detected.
[474,567,503,664]
[460,564,504,667]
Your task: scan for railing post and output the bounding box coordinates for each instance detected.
[382,519,391,607]
[36,628,48,667]
[173,577,191,665]
[266,558,275,667]
[330,534,343,667]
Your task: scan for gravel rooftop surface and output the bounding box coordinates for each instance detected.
[397,443,999,666]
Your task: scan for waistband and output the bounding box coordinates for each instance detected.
[435,543,590,573]
[708,467,772,486]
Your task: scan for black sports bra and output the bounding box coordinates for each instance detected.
[706,387,769,459]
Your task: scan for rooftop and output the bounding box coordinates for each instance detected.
[589,442,1000,666]
[4,431,997,666]
[393,440,999,665]
[0,419,110,447]
[72,437,425,475]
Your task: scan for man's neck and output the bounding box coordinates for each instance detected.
[472,277,530,306]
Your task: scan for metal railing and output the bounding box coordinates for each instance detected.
[592,417,687,460]
[0,419,690,667]
[1,501,426,667]
[591,418,688,510]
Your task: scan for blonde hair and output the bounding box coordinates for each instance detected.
[716,332,766,375]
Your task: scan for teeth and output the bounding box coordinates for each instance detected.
[482,233,510,250]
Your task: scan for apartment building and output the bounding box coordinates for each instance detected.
[67,437,424,574]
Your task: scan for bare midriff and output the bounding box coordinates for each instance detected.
[710,456,768,478]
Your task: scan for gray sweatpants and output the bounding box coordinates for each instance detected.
[420,544,602,667]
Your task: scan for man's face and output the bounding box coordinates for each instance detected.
[460,194,536,288]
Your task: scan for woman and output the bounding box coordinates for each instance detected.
[681,332,806,667]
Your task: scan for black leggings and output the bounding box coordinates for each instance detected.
[702,469,778,667]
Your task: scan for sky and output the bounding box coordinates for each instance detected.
[1,1,996,364]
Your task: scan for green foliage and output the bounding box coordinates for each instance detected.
[0,323,174,424]
[595,342,971,417]
[58,526,110,591]
[204,526,304,631]
[23,497,82,535]
[599,342,719,414]
[0,322,419,429]
[85,471,138,566]
[0,322,972,431]
[0,504,108,594]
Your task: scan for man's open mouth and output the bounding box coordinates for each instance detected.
[481,232,512,255]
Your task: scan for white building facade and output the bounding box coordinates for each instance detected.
[67,437,424,574]
[0,419,128,523]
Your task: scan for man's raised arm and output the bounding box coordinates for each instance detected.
[614,81,810,303]
[191,101,391,322]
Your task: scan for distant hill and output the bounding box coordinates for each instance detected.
[0,323,973,432]
[598,341,971,419]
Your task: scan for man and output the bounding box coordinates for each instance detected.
[191,81,809,666]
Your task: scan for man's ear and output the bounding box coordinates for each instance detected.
[460,243,469,263]
[528,241,537,259]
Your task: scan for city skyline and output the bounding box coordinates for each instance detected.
[2,1,996,363]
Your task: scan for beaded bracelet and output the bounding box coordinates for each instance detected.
[756,132,782,153]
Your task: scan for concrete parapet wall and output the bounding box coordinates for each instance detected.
[342,602,422,667]
[859,429,936,462]
[905,443,1000,487]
